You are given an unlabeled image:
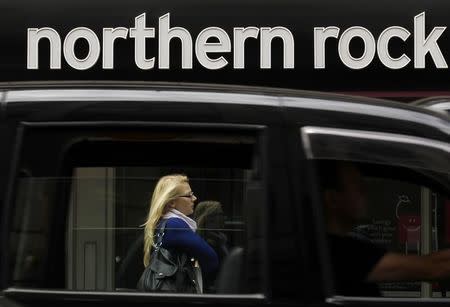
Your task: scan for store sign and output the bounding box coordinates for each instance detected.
[26,12,447,71]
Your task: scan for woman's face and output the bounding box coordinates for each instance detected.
[171,183,197,216]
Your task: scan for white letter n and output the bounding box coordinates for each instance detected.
[27,28,61,69]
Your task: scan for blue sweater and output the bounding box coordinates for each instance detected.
[161,218,219,273]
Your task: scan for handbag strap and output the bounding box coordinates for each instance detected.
[152,219,168,252]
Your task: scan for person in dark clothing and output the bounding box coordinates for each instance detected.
[327,233,386,296]
[321,160,386,296]
[321,161,450,297]
[194,201,229,263]
[193,201,229,292]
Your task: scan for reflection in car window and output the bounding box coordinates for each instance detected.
[9,131,265,295]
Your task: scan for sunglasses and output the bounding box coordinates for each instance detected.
[178,191,195,199]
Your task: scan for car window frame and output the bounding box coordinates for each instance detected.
[2,120,270,304]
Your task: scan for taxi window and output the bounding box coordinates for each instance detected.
[301,126,450,299]
[317,160,450,298]
[9,124,267,296]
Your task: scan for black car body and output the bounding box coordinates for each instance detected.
[1,0,450,306]
[0,82,449,307]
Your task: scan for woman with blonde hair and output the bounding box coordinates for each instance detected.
[138,174,218,293]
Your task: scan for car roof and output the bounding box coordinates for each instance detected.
[0,80,440,110]
[412,96,450,114]
[1,81,449,139]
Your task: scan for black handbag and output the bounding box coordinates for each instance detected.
[137,219,198,293]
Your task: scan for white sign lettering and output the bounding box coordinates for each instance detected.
[26,12,447,71]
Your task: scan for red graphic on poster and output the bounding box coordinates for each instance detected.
[396,195,421,254]
[398,216,421,241]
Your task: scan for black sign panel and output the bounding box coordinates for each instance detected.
[1,0,450,95]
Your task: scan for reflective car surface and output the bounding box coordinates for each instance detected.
[0,82,449,307]
[412,97,450,116]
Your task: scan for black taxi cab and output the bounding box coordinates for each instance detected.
[0,82,449,307]
[1,0,450,306]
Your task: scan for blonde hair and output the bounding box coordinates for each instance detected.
[143,174,189,267]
